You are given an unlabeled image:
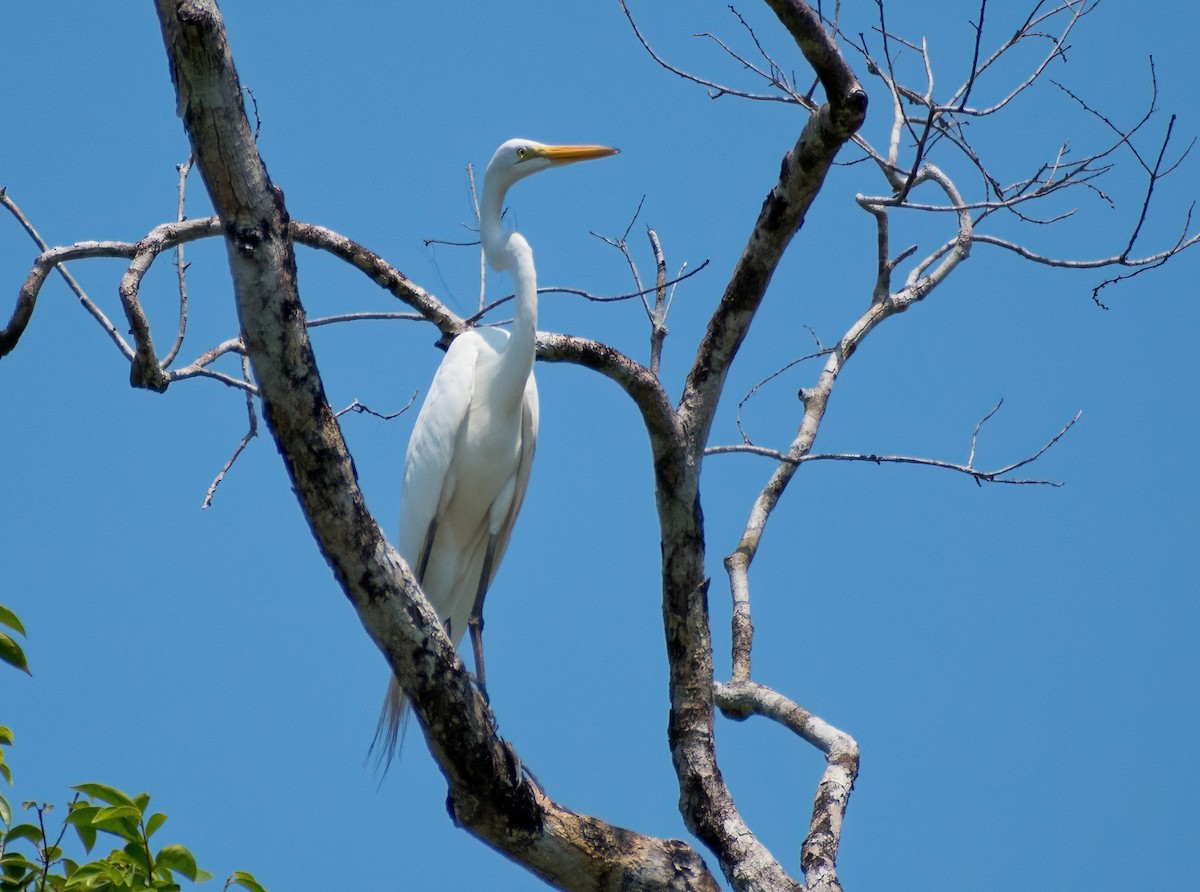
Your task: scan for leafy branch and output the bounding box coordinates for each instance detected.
[0,606,267,892]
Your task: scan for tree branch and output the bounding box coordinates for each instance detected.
[202,353,258,509]
[289,221,464,335]
[707,405,1081,487]
[162,154,195,369]
[617,5,870,890]
[537,332,675,445]
[1,190,130,360]
[0,202,219,363]
[153,2,718,888]
[679,3,866,446]
[619,1,808,106]
[714,681,858,892]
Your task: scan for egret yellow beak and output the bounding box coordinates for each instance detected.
[537,144,620,164]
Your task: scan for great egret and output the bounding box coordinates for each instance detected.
[376,139,619,760]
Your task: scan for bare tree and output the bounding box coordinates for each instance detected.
[2,2,1195,890]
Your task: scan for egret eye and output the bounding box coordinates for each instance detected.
[516,146,527,160]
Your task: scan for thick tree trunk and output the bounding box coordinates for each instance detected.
[153,1,720,889]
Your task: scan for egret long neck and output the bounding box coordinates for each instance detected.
[480,177,508,270]
[494,232,537,401]
[480,175,537,403]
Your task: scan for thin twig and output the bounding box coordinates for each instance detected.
[590,195,651,316]
[462,260,709,326]
[163,155,195,368]
[708,409,1081,487]
[466,163,486,311]
[308,311,425,327]
[0,189,135,360]
[334,392,419,420]
[618,0,808,105]
[735,347,833,445]
[202,354,258,509]
[968,399,1004,468]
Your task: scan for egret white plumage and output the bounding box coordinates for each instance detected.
[376,139,619,760]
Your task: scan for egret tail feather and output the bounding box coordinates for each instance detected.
[370,674,409,774]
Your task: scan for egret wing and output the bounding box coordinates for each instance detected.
[376,333,481,768]
[484,373,539,590]
[398,332,481,569]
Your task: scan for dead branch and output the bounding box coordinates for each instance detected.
[202,353,258,509]
[648,227,669,376]
[1,190,126,357]
[590,195,650,316]
[167,337,254,392]
[618,4,870,887]
[589,198,678,374]
[462,261,709,328]
[714,680,858,892]
[333,392,419,421]
[706,408,1080,487]
[155,4,722,887]
[735,342,831,445]
[619,0,811,106]
[162,155,195,369]
[4,4,1191,890]
[289,221,463,335]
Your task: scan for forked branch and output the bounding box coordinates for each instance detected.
[715,680,858,892]
[153,1,720,888]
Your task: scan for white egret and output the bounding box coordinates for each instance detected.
[376,139,619,760]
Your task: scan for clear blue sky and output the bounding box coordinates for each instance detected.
[3,3,1197,889]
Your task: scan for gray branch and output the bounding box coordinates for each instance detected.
[152,1,718,889]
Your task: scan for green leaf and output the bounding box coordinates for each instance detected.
[63,862,104,884]
[43,869,72,891]
[154,845,201,882]
[132,794,150,813]
[89,808,141,844]
[0,850,41,876]
[0,727,13,746]
[92,806,140,826]
[143,812,167,839]
[72,821,97,854]
[3,823,41,845]
[63,859,126,888]
[65,804,98,824]
[71,784,136,809]
[0,633,30,676]
[65,806,98,853]
[0,606,25,637]
[224,870,269,892]
[123,840,152,878]
[0,760,10,788]
[0,792,10,828]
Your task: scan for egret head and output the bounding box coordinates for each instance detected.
[485,139,619,190]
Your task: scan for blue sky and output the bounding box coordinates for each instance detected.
[2,2,1197,889]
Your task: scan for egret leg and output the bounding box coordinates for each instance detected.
[468,533,498,701]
